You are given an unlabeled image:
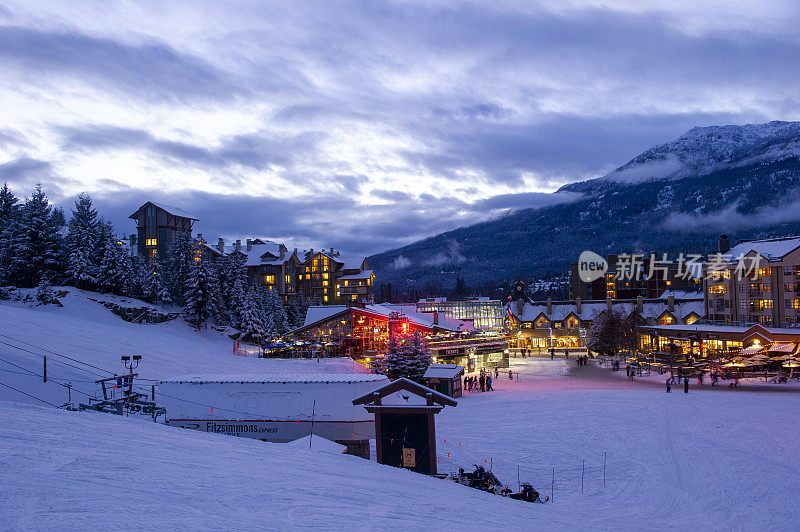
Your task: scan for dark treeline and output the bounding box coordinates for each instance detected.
[0,183,306,343]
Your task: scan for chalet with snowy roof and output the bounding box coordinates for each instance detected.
[297,249,375,305]
[505,280,704,349]
[129,201,197,259]
[704,235,800,327]
[287,303,465,354]
[200,237,301,299]
[638,322,800,360]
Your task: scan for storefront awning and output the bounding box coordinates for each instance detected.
[738,345,765,355]
[768,342,796,353]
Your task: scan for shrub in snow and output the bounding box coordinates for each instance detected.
[35,275,58,306]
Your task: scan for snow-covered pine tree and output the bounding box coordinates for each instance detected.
[406,332,432,382]
[66,193,99,290]
[384,335,411,380]
[144,256,163,303]
[288,288,310,328]
[0,183,20,284]
[239,290,266,343]
[183,259,219,329]
[35,274,56,305]
[8,185,63,287]
[167,232,195,305]
[228,277,247,328]
[0,183,19,226]
[268,287,288,334]
[97,235,126,294]
[260,288,277,340]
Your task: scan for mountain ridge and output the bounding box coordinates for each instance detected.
[369,120,800,294]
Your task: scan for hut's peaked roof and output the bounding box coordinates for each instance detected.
[423,364,464,380]
[352,377,457,407]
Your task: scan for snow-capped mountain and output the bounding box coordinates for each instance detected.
[370,120,800,292]
[568,120,800,192]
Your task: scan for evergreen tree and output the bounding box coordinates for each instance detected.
[228,277,247,328]
[0,183,19,228]
[8,185,63,287]
[383,335,410,380]
[167,232,195,305]
[51,206,66,228]
[288,288,310,328]
[144,257,163,303]
[97,235,126,293]
[184,259,219,328]
[35,274,56,305]
[66,193,99,289]
[239,290,265,343]
[406,331,432,382]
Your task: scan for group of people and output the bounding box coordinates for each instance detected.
[666,376,690,393]
[575,354,589,366]
[464,369,494,393]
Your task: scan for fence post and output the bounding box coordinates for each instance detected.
[151,385,155,401]
[43,356,46,383]
[581,460,585,494]
[552,467,555,502]
[603,452,606,487]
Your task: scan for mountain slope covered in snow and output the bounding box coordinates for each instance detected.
[369,121,800,291]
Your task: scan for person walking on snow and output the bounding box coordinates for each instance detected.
[508,369,513,380]
[666,378,671,393]
[486,375,493,391]
[479,373,485,392]
[550,349,554,360]
[683,376,689,394]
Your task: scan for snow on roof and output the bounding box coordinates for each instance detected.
[226,241,286,266]
[508,298,705,323]
[339,256,366,270]
[338,269,373,280]
[423,364,464,379]
[658,290,703,300]
[303,306,348,327]
[728,236,800,261]
[362,304,463,332]
[160,374,387,384]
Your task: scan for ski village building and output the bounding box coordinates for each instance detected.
[287,303,509,373]
[505,280,704,350]
[128,201,374,304]
[129,201,197,260]
[703,235,800,327]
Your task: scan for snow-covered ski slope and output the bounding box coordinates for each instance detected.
[0,288,363,407]
[0,401,542,530]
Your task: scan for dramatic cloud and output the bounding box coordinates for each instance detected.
[0,0,797,254]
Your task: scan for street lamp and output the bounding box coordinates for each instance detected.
[121,355,141,399]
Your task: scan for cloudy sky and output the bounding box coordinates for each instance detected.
[1,1,798,255]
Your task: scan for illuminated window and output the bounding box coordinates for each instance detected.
[323,273,329,280]
[351,294,357,300]
[685,315,698,325]
[758,267,772,279]
[343,280,348,287]
[264,275,275,284]
[323,280,329,286]
[145,238,157,246]
[285,275,291,284]
[324,295,329,302]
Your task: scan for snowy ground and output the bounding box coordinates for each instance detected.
[2,295,800,529]
[437,358,800,529]
[0,288,362,407]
